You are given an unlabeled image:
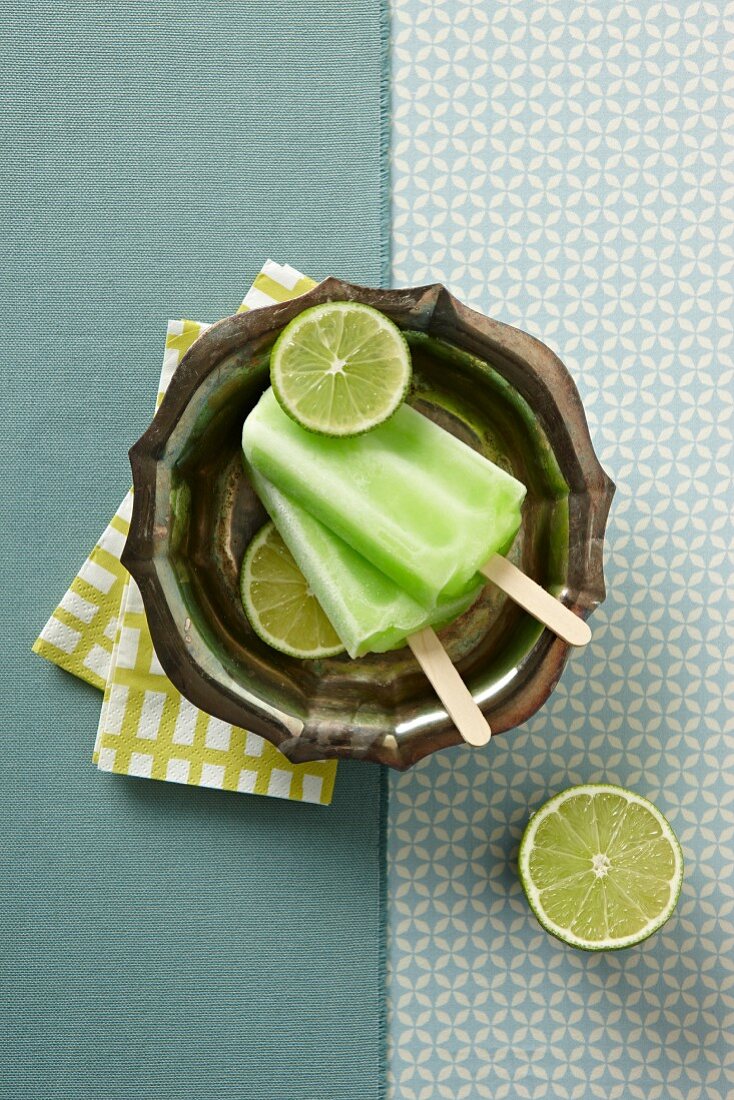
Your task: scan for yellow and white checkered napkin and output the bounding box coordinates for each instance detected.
[34,261,337,806]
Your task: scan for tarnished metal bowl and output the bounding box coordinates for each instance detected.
[122,279,614,769]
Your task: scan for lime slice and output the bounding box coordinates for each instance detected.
[518,784,683,951]
[270,301,412,436]
[240,522,344,660]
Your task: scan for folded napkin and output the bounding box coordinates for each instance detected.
[34,260,337,806]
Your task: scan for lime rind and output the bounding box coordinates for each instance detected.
[518,783,684,951]
[240,522,345,660]
[270,301,412,437]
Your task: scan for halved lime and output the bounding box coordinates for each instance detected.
[518,784,683,951]
[270,301,412,436]
[240,522,344,659]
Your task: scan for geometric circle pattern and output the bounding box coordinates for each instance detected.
[389,2,734,1095]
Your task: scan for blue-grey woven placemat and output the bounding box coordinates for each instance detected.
[0,4,389,1098]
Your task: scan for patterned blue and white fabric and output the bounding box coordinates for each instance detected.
[387,2,733,1097]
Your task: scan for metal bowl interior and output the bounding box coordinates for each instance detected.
[123,280,614,769]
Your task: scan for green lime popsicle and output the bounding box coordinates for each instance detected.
[249,467,482,658]
[242,388,526,608]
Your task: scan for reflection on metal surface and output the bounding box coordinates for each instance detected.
[473,667,519,705]
[396,709,452,736]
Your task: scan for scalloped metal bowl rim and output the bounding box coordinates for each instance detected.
[122,278,615,769]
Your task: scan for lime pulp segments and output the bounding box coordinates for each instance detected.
[270,301,412,436]
[518,784,683,951]
[240,522,344,660]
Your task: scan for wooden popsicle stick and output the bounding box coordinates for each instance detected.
[481,556,591,647]
[408,626,491,748]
